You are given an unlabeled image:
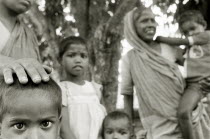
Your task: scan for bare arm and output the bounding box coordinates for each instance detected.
[156,31,210,46]
[0,54,51,84]
[60,107,76,139]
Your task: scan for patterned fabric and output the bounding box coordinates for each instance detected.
[0,20,40,61]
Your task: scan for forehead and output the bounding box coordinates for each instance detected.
[66,44,87,52]
[4,90,59,116]
[104,118,130,129]
[138,9,155,20]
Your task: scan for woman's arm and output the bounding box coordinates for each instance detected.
[0,54,51,84]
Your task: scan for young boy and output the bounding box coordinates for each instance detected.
[156,10,210,139]
[0,0,50,85]
[0,75,62,139]
[102,111,132,139]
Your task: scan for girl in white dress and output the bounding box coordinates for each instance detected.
[59,36,106,139]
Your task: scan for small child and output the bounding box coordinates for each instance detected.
[156,10,210,139]
[102,111,132,139]
[59,36,106,139]
[0,75,62,139]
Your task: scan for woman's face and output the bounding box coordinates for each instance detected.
[134,9,157,42]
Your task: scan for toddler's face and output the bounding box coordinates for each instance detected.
[181,20,205,36]
[104,118,131,139]
[62,44,89,77]
[0,92,61,139]
[1,0,34,14]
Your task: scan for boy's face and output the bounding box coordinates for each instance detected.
[181,20,205,36]
[0,92,61,139]
[134,9,157,42]
[61,44,89,77]
[104,118,131,139]
[1,0,34,14]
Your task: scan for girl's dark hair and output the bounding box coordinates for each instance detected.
[178,10,206,30]
[59,36,87,59]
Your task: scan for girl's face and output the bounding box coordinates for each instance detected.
[134,9,157,42]
[1,0,34,14]
[103,118,131,139]
[180,20,205,36]
[61,44,89,77]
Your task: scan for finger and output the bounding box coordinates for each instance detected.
[3,68,14,84]
[12,64,28,84]
[43,65,53,74]
[22,64,41,84]
[36,65,50,82]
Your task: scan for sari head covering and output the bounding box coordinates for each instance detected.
[0,19,41,61]
[124,7,185,121]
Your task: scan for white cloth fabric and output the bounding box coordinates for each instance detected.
[59,81,106,139]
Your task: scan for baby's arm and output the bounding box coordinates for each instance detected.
[156,31,210,46]
[177,87,202,139]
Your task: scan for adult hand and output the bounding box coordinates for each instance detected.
[2,58,52,84]
[199,77,210,92]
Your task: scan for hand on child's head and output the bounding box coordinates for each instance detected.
[2,58,51,84]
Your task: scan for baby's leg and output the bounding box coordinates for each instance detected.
[178,84,202,139]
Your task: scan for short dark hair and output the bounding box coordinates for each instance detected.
[0,76,62,121]
[102,111,131,137]
[178,10,206,30]
[59,36,87,59]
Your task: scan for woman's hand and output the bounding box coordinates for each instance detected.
[1,58,51,84]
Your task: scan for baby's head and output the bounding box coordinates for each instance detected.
[178,10,207,36]
[0,0,34,15]
[102,111,131,139]
[0,75,62,139]
[59,36,89,78]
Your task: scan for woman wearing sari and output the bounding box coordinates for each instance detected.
[0,0,51,84]
[121,7,210,139]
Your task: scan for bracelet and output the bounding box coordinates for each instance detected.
[188,36,194,46]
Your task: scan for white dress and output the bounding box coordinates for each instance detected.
[60,81,106,139]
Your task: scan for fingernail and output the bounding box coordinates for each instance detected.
[21,77,28,83]
[43,76,49,81]
[6,78,13,84]
[33,76,41,83]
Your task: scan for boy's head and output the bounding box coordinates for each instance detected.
[102,111,131,139]
[178,10,207,36]
[0,0,34,15]
[59,36,89,77]
[0,75,62,139]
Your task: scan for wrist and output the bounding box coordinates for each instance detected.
[188,36,194,45]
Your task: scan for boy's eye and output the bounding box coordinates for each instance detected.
[81,53,88,58]
[105,130,113,134]
[41,121,53,129]
[13,123,26,130]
